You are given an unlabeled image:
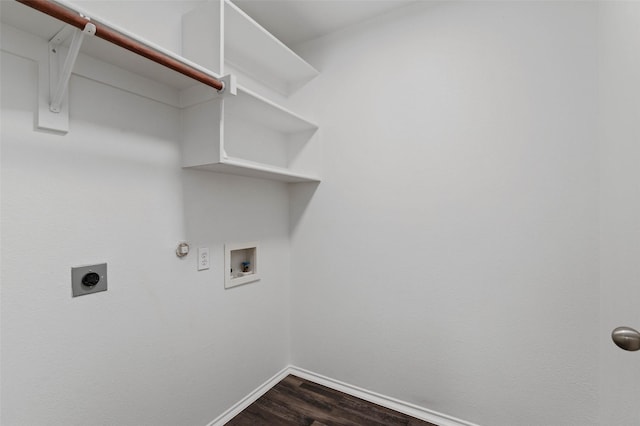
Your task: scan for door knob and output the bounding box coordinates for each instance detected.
[612,326,640,352]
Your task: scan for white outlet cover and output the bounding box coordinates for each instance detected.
[197,247,210,271]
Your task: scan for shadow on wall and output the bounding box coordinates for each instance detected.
[289,181,320,235]
[180,169,295,244]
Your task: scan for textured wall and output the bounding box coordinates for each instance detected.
[290,2,599,425]
[0,3,291,423]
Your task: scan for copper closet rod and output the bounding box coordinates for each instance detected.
[16,0,225,91]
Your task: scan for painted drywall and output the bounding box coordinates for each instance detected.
[69,0,203,55]
[290,2,599,425]
[0,4,291,425]
[598,2,640,425]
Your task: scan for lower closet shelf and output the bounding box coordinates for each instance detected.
[186,157,320,183]
[181,81,320,183]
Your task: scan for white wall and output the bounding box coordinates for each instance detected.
[0,3,291,425]
[290,2,599,425]
[598,2,640,425]
[70,0,202,55]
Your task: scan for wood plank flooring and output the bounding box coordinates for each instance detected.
[225,375,437,426]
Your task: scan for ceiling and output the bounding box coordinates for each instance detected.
[232,0,417,47]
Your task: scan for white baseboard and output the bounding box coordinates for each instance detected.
[288,366,480,426]
[206,365,480,426]
[205,366,291,426]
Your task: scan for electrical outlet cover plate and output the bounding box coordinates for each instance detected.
[72,263,107,297]
[198,247,210,271]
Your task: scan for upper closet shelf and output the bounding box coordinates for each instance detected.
[224,0,319,95]
[183,0,319,97]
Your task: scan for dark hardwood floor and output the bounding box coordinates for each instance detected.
[225,375,437,426]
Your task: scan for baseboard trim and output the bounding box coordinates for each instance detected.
[206,365,480,426]
[288,366,480,426]
[205,366,291,426]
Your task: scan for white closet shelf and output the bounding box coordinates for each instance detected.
[183,0,319,96]
[180,0,322,182]
[229,85,318,134]
[191,158,320,183]
[224,0,319,96]
[2,0,322,183]
[181,85,320,183]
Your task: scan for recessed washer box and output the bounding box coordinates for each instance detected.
[225,242,259,289]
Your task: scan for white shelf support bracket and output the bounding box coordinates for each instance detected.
[37,22,95,134]
[218,74,237,97]
[178,74,236,109]
[50,22,96,113]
